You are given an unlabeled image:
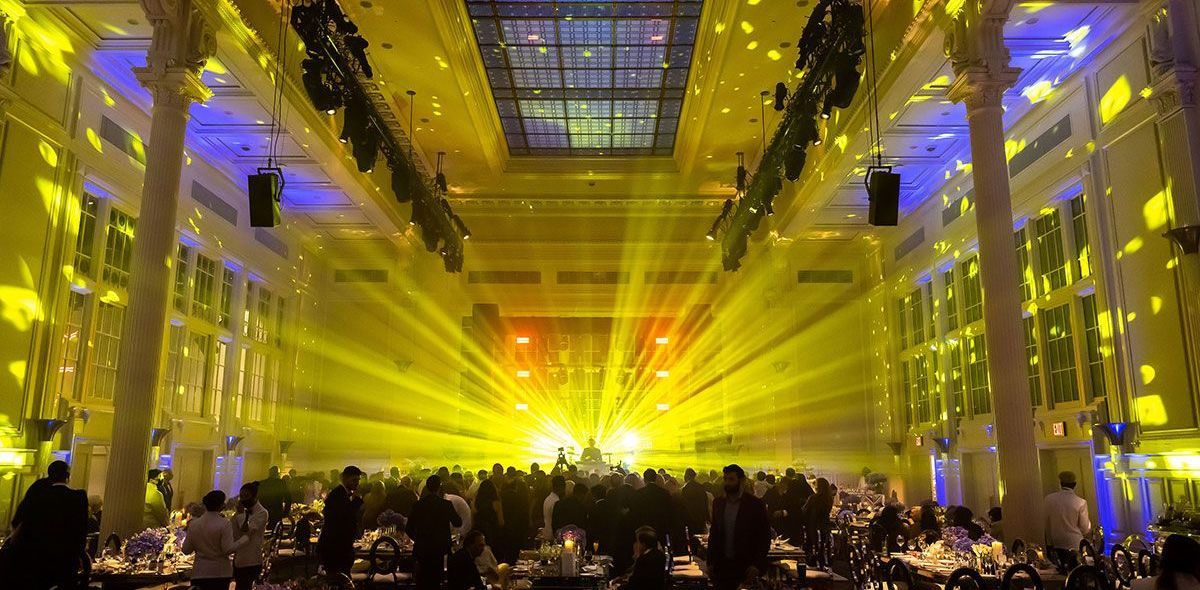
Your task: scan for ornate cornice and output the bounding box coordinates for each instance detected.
[940,0,1020,112]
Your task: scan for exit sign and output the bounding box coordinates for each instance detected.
[1051,421,1067,437]
[914,435,924,447]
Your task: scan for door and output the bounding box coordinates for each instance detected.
[1039,446,1098,524]
[172,447,215,511]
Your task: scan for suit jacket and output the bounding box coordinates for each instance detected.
[621,547,667,590]
[258,474,292,524]
[157,480,174,510]
[551,496,588,532]
[707,493,770,572]
[406,494,462,555]
[680,481,709,535]
[12,483,88,571]
[318,485,364,554]
[446,547,487,590]
[628,484,681,546]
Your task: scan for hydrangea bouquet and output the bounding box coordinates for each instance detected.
[125,527,170,561]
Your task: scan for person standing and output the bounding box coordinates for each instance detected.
[551,482,589,532]
[474,480,505,562]
[258,466,292,526]
[445,482,473,537]
[541,476,565,540]
[1044,471,1091,568]
[182,490,249,590]
[707,464,770,590]
[407,475,463,590]
[233,482,270,590]
[680,468,710,536]
[3,460,89,589]
[500,477,531,565]
[803,478,835,560]
[317,466,365,578]
[144,469,169,528]
[158,468,175,511]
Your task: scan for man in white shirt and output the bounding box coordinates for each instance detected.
[445,483,473,538]
[1043,471,1091,568]
[233,482,271,590]
[182,490,249,590]
[541,476,565,540]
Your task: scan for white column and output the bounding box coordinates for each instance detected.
[101,0,213,538]
[945,8,1044,544]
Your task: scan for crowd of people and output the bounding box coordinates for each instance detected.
[312,463,838,590]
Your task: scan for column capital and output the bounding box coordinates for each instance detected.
[134,0,215,107]
[941,0,1021,112]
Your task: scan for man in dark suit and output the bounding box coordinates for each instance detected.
[258,466,292,526]
[680,468,710,536]
[7,460,89,589]
[619,526,667,590]
[628,469,681,550]
[157,468,175,510]
[707,464,771,590]
[551,482,589,532]
[317,465,365,578]
[447,529,488,590]
[406,475,463,590]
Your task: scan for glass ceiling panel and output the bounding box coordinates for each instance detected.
[466,0,702,156]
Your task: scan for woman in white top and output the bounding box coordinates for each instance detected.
[182,490,249,590]
[1131,535,1200,590]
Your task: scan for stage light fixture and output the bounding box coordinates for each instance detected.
[344,34,372,78]
[515,403,529,411]
[827,56,863,109]
[452,213,471,240]
[784,145,807,181]
[353,129,379,173]
[391,161,414,203]
[656,403,670,411]
[301,58,342,114]
[736,164,747,193]
[656,370,669,378]
[340,98,367,145]
[516,336,530,344]
[821,99,833,119]
[773,82,788,111]
[516,370,531,378]
[656,337,669,345]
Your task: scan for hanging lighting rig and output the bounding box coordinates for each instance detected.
[291,0,466,272]
[708,0,866,271]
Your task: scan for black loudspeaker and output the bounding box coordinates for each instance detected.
[867,167,900,226]
[248,168,283,227]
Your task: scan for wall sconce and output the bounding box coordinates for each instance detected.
[394,359,413,373]
[150,428,171,447]
[31,419,66,443]
[1165,225,1200,254]
[1097,421,1137,447]
[279,440,295,455]
[772,361,791,373]
[886,441,904,457]
[933,437,951,454]
[225,435,245,454]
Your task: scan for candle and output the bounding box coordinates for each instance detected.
[991,541,1004,560]
[564,539,575,553]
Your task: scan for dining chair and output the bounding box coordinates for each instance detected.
[1065,564,1113,590]
[945,567,987,590]
[880,558,914,590]
[1135,549,1158,578]
[1109,544,1135,588]
[1000,563,1044,590]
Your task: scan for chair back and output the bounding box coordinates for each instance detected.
[369,535,403,576]
[945,567,987,590]
[1136,550,1158,578]
[1001,563,1045,590]
[1079,539,1100,566]
[1110,544,1135,587]
[102,533,121,556]
[881,559,914,590]
[1011,539,1027,561]
[1065,565,1112,590]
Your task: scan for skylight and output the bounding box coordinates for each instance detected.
[466,0,702,156]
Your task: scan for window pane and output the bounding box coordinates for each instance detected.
[56,291,89,400]
[1024,316,1042,406]
[211,340,228,418]
[74,194,99,277]
[1041,303,1080,404]
[162,325,185,410]
[944,269,958,331]
[947,340,965,417]
[102,209,136,289]
[1081,294,1108,399]
[218,268,235,329]
[909,288,925,345]
[1016,227,1035,301]
[191,255,217,322]
[1071,195,1093,279]
[967,334,991,415]
[172,243,191,313]
[915,355,931,423]
[960,255,984,325]
[897,298,908,350]
[180,332,210,415]
[1035,209,1069,292]
[90,303,125,401]
[901,361,912,426]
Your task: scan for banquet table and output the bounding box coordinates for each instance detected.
[89,556,192,590]
[884,553,1066,589]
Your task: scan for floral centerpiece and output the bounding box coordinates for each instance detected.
[1153,504,1200,535]
[377,509,406,534]
[125,527,170,562]
[941,526,998,554]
